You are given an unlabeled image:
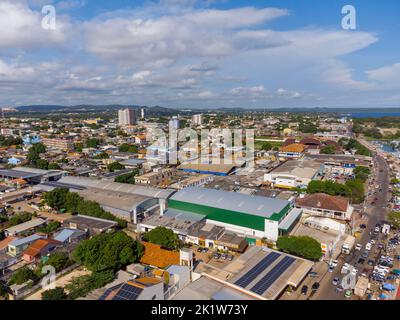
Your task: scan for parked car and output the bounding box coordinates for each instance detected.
[355,244,362,251]
[332,277,340,286]
[328,265,334,273]
[331,260,338,268]
[311,282,320,292]
[362,251,369,258]
[301,285,308,295]
[308,271,319,278]
[365,242,372,251]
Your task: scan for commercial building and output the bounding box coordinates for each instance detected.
[278,144,306,160]
[134,168,176,186]
[118,108,137,126]
[4,218,47,237]
[167,187,302,241]
[264,159,323,189]
[192,114,203,125]
[173,246,314,300]
[169,174,214,190]
[43,176,176,223]
[295,193,354,221]
[169,116,180,129]
[178,163,237,176]
[41,137,74,151]
[7,234,45,257]
[63,215,118,235]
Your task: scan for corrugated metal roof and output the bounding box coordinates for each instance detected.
[57,176,175,199]
[5,218,47,235]
[169,187,289,219]
[9,234,44,247]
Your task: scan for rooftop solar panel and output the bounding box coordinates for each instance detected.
[234,252,280,288]
[250,256,295,296]
[112,284,143,300]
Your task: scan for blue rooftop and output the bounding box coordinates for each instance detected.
[10,234,44,247]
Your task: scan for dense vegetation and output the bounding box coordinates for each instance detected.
[0,135,23,147]
[307,179,365,204]
[43,188,127,228]
[118,143,138,153]
[277,236,322,261]
[73,231,144,272]
[320,144,336,155]
[339,138,371,156]
[8,212,32,227]
[36,221,61,234]
[27,142,47,167]
[114,169,139,184]
[388,211,400,229]
[41,287,67,300]
[142,226,180,250]
[353,166,371,182]
[107,161,125,172]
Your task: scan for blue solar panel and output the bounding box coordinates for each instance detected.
[112,284,142,300]
[234,252,281,288]
[250,256,295,295]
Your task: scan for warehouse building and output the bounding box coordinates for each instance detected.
[167,187,302,242]
[264,159,323,189]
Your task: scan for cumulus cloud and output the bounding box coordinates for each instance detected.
[0,0,71,52]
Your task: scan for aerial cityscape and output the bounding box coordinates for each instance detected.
[0,0,400,309]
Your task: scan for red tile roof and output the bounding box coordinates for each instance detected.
[23,238,60,258]
[0,236,18,251]
[296,193,349,212]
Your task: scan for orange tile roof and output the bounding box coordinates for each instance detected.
[140,242,180,269]
[296,193,349,213]
[23,239,60,258]
[279,143,306,153]
[0,236,18,251]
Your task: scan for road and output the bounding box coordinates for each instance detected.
[311,152,390,300]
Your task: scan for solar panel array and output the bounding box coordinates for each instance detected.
[250,256,295,295]
[99,287,114,300]
[234,252,281,288]
[112,284,143,300]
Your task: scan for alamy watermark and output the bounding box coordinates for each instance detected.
[41,5,56,30]
[342,5,357,30]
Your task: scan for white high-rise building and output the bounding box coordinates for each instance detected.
[169,116,180,129]
[192,114,203,125]
[140,108,146,120]
[118,108,137,126]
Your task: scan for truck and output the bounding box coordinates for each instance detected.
[342,236,356,255]
[354,276,370,297]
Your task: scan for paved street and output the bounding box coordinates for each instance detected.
[311,152,390,300]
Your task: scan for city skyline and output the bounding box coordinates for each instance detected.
[1,0,399,109]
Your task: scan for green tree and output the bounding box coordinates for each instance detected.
[277,236,322,261]
[36,159,49,170]
[74,143,83,152]
[143,226,180,250]
[48,162,61,170]
[8,212,32,227]
[320,145,336,155]
[388,211,400,229]
[307,180,351,197]
[8,267,37,285]
[260,142,273,151]
[118,143,138,153]
[72,232,144,272]
[43,188,69,210]
[86,138,101,148]
[353,166,371,182]
[345,179,365,204]
[36,221,61,235]
[107,162,125,172]
[66,270,115,300]
[42,287,67,300]
[114,169,139,184]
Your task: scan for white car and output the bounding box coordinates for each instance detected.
[375,227,380,233]
[355,244,362,251]
[365,242,372,251]
[370,239,376,245]
[331,260,338,268]
[351,268,358,276]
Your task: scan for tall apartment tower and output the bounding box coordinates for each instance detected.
[192,114,203,125]
[118,108,137,126]
[140,108,146,120]
[169,116,180,129]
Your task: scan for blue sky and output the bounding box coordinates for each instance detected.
[0,0,399,108]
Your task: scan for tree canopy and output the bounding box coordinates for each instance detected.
[42,287,67,300]
[73,231,144,272]
[114,169,139,184]
[388,211,400,229]
[277,236,322,261]
[118,143,138,153]
[43,188,127,228]
[142,226,180,250]
[320,144,336,155]
[8,267,38,285]
[107,161,125,172]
